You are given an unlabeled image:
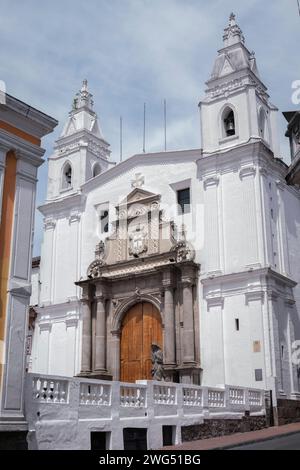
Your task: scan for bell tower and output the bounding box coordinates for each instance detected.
[199,13,280,157]
[46,80,111,201]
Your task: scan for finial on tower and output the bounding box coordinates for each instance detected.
[223,12,245,47]
[229,12,236,24]
[71,79,94,113]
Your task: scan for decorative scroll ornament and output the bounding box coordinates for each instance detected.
[151,344,165,381]
[129,225,148,257]
[87,240,107,279]
[175,225,195,263]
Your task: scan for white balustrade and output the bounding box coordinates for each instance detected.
[249,389,263,407]
[120,385,146,408]
[153,384,176,405]
[32,376,68,404]
[229,387,245,405]
[183,387,203,406]
[208,388,225,408]
[80,382,111,406]
[28,374,265,420]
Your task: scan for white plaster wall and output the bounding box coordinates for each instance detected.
[30,267,40,306]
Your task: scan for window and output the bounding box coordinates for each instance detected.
[93,163,101,177]
[177,188,190,214]
[235,318,239,331]
[258,108,266,139]
[223,107,235,137]
[61,162,72,190]
[100,210,109,233]
[255,369,263,382]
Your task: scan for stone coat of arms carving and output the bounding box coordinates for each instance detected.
[129,225,148,257]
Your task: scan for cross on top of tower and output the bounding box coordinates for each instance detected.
[223,12,245,47]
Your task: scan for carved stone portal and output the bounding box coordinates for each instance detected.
[78,186,201,384]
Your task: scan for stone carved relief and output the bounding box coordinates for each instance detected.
[87,240,107,279]
[87,188,196,278]
[128,224,148,257]
[175,225,195,263]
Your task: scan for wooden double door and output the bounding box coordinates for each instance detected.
[120,302,162,383]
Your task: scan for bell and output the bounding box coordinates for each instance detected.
[225,116,235,136]
[227,120,234,131]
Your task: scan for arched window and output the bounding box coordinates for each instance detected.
[93,163,101,177]
[258,108,266,140]
[222,107,236,137]
[61,162,72,190]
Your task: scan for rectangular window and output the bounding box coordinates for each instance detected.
[235,318,239,331]
[255,369,263,382]
[100,210,109,233]
[177,188,190,214]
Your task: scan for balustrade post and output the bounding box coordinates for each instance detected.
[245,388,250,412]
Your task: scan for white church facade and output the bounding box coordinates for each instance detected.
[30,14,300,402]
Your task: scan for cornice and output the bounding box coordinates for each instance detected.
[0,130,45,166]
[201,267,297,289]
[206,295,224,310]
[3,93,58,137]
[38,192,86,217]
[54,128,110,150]
[197,140,287,181]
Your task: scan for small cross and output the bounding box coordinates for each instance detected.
[131,173,145,189]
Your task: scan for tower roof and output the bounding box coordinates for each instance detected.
[208,13,261,84]
[60,80,104,139]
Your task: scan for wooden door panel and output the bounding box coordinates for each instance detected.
[120,302,162,383]
[142,303,162,379]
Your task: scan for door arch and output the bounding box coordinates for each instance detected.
[120,302,162,383]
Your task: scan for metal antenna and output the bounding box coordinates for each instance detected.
[164,99,167,152]
[143,103,146,153]
[120,116,123,162]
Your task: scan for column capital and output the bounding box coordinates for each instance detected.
[181,278,195,288]
[111,329,121,338]
[44,217,56,231]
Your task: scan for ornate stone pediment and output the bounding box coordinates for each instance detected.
[119,187,159,206]
[86,187,195,280]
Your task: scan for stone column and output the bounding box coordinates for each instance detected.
[163,287,176,365]
[182,280,195,363]
[95,295,106,371]
[111,330,121,380]
[81,297,92,373]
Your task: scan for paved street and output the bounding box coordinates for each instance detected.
[164,422,300,451]
[230,432,300,450]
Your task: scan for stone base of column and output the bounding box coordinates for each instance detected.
[176,365,201,385]
[163,365,178,383]
[76,371,113,381]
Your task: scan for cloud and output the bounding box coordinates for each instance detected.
[0,0,298,255]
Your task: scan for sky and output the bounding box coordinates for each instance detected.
[0,0,299,255]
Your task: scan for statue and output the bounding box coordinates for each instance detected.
[151,343,165,381]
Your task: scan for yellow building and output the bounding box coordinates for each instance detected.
[0,92,57,448]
